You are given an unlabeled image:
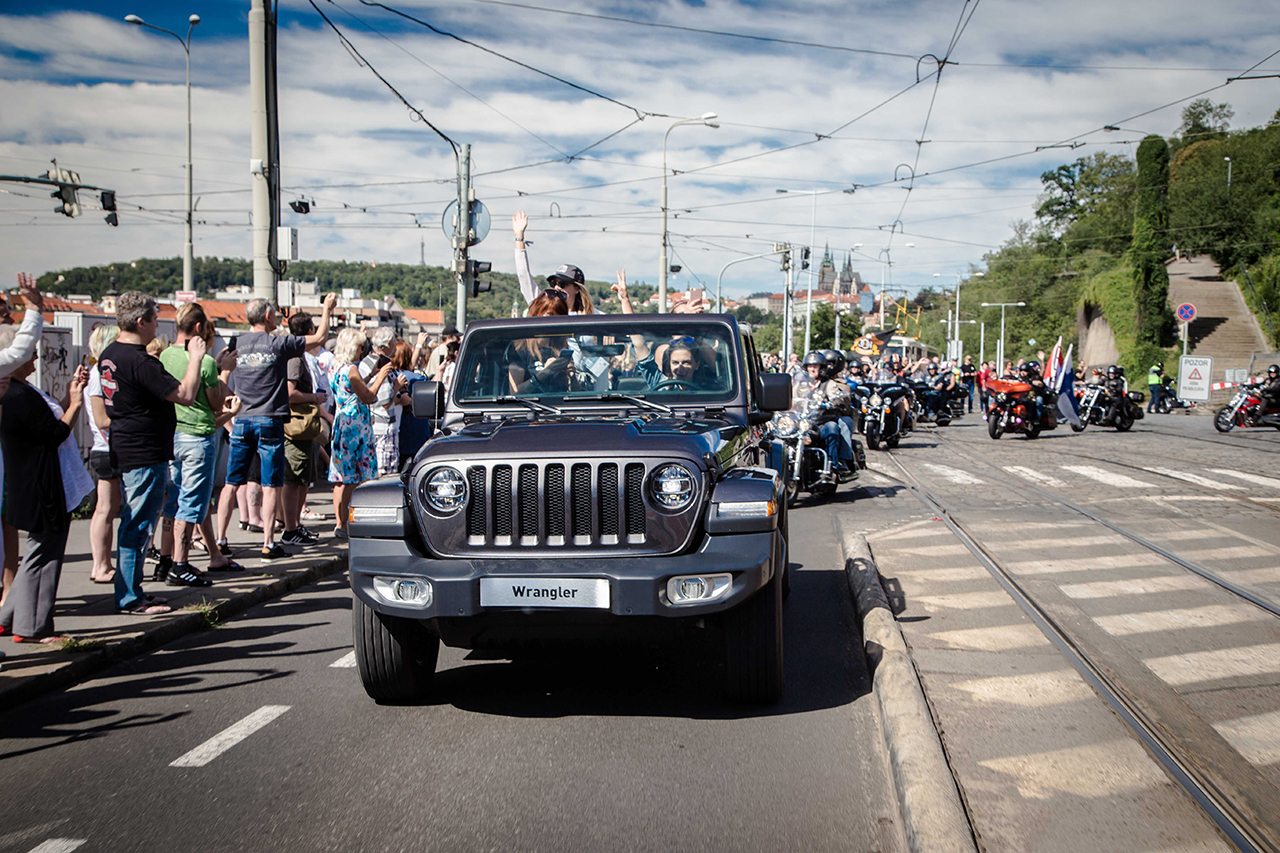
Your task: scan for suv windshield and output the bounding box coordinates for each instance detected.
[453,319,739,406]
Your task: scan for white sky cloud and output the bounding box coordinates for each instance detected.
[1,0,1277,301]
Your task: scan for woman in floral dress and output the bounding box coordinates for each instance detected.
[329,328,394,539]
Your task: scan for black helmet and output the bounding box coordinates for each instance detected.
[823,349,846,375]
[1268,364,1279,376]
[926,362,939,373]
[1154,362,1164,369]
[802,351,824,368]
[1025,360,1042,374]
[1106,364,1124,378]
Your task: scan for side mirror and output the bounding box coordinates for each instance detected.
[411,381,444,420]
[758,373,792,412]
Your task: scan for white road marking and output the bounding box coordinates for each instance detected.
[1199,521,1280,556]
[1141,467,1244,490]
[895,566,991,582]
[169,705,292,768]
[952,670,1097,708]
[920,463,984,485]
[889,543,971,557]
[1007,553,1167,575]
[1181,545,1274,561]
[1094,604,1269,637]
[870,519,950,541]
[1213,710,1280,766]
[1062,575,1207,599]
[1002,465,1068,488]
[925,623,1049,652]
[914,591,1016,611]
[971,521,1089,533]
[1209,469,1280,491]
[1160,529,1234,542]
[1060,465,1154,488]
[330,651,357,668]
[26,842,86,853]
[1144,643,1280,686]
[978,740,1170,799]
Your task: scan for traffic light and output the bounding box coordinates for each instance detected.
[101,190,118,226]
[468,259,492,298]
[801,247,811,270]
[780,250,791,271]
[49,166,81,218]
[289,199,310,214]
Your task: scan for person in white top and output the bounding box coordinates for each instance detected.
[512,211,594,315]
[85,324,122,583]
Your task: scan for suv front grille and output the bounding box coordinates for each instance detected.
[464,460,649,550]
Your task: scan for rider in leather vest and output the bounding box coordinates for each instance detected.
[1103,364,1128,423]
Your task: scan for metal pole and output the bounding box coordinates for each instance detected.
[715,249,783,313]
[660,144,669,314]
[1182,321,1189,357]
[183,26,194,293]
[879,258,886,329]
[980,321,985,365]
[782,260,794,366]
[455,143,471,330]
[249,0,274,300]
[998,305,1006,372]
[803,192,817,353]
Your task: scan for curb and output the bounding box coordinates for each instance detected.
[835,518,978,853]
[0,554,347,714]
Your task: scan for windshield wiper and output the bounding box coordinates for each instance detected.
[563,392,673,413]
[472,395,563,415]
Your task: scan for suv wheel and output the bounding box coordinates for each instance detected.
[723,566,784,704]
[353,597,440,704]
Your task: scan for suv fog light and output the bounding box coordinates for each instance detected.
[372,577,433,608]
[716,500,776,519]
[665,573,732,606]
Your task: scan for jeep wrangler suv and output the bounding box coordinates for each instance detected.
[346,313,792,703]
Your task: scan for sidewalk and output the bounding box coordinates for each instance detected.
[0,489,348,712]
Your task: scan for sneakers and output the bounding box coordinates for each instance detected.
[260,544,288,560]
[281,528,318,546]
[145,546,163,564]
[216,540,233,557]
[166,563,213,587]
[240,522,265,534]
[151,555,173,583]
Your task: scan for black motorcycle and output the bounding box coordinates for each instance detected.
[908,380,961,426]
[766,396,862,506]
[856,382,914,449]
[1152,382,1194,413]
[1076,384,1145,431]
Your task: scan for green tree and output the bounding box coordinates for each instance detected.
[1178,98,1234,140]
[1131,135,1176,360]
[1035,152,1136,255]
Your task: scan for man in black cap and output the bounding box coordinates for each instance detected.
[426,325,461,377]
[513,211,591,314]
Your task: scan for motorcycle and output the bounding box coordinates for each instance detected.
[766,396,863,506]
[1215,381,1280,432]
[856,382,914,449]
[1075,384,1145,432]
[1153,382,1194,414]
[908,380,956,427]
[986,379,1059,440]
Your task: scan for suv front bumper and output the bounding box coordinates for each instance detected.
[349,531,780,621]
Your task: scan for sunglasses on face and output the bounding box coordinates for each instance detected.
[541,288,569,302]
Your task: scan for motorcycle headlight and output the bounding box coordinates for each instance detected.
[772,413,800,438]
[421,467,467,515]
[997,392,1008,402]
[798,419,812,433]
[649,463,696,512]
[870,393,883,406]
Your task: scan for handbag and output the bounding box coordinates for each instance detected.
[285,402,323,441]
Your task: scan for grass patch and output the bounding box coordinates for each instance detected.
[182,597,222,631]
[59,637,107,653]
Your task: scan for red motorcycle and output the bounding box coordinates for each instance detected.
[1215,381,1279,432]
[986,379,1058,440]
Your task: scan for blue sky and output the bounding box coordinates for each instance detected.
[2,0,1278,300]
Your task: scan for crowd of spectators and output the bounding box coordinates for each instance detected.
[0,283,442,650]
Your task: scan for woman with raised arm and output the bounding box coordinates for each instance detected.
[512,211,594,315]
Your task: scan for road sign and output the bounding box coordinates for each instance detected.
[1177,355,1213,402]
[1176,303,1196,323]
[175,290,197,303]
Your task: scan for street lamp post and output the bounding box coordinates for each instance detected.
[660,113,718,313]
[981,301,1026,371]
[1224,156,1232,201]
[934,271,983,359]
[776,187,855,353]
[126,12,200,293]
[715,249,785,313]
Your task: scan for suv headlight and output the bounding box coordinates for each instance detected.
[650,463,696,512]
[421,467,467,514]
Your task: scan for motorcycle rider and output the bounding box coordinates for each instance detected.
[1147,362,1165,413]
[801,351,855,481]
[823,350,860,473]
[1104,364,1129,424]
[924,362,954,418]
[1018,361,1051,422]
[1261,364,1280,419]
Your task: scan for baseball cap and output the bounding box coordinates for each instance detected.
[441,325,460,337]
[547,264,585,286]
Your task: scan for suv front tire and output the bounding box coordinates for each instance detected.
[354,597,440,704]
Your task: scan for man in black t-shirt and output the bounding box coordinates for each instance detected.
[217,292,336,559]
[959,355,977,412]
[99,291,207,614]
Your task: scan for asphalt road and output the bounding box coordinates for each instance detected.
[0,500,901,853]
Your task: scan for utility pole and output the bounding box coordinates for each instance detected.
[454,143,472,330]
[248,0,276,300]
[782,247,795,367]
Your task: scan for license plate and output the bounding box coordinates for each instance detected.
[479,577,611,609]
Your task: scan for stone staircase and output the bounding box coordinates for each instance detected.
[1166,255,1269,407]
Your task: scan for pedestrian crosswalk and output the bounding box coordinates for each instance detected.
[898,460,1280,497]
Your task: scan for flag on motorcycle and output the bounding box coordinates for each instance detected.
[1055,343,1081,427]
[1044,337,1064,389]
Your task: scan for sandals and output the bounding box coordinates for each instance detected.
[118,601,173,615]
[209,560,245,572]
[12,634,66,645]
[91,570,117,584]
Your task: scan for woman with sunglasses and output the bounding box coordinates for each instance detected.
[507,290,574,394]
[512,211,595,315]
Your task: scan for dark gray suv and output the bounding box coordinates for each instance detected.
[346,314,792,703]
